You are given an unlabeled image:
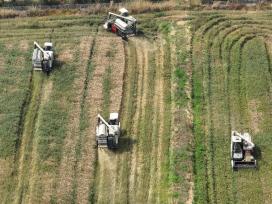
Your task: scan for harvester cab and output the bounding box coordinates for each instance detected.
[231,131,257,170]
[96,113,120,149]
[32,41,54,73]
[103,8,137,39]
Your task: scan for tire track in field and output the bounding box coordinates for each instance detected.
[204,31,217,204]
[147,41,164,203]
[0,43,30,203]
[191,29,210,203]
[75,37,111,204]
[14,72,44,204]
[134,40,155,203]
[264,40,272,100]
[108,39,126,204]
[170,22,194,204]
[112,41,139,204]
[95,37,125,204]
[27,79,53,204]
[131,39,167,203]
[119,39,159,203]
[128,39,146,204]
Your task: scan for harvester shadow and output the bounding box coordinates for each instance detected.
[112,130,136,154]
[136,30,145,37]
[53,57,65,72]
[254,145,262,161]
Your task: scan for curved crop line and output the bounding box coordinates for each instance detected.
[262,38,272,118]
[235,36,269,202]
[201,22,227,204]
[201,18,229,39]
[207,23,260,204]
[221,32,266,204]
[191,15,232,204]
[199,18,244,204]
[220,24,272,60]
[193,15,272,204]
[199,20,258,204]
[191,13,225,34]
[237,35,258,128]
[225,32,268,126]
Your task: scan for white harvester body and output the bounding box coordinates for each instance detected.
[103,8,137,39]
[96,113,120,149]
[32,41,54,73]
[231,131,257,169]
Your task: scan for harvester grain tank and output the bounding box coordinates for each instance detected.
[32,41,54,73]
[96,113,120,149]
[231,131,257,170]
[103,8,137,39]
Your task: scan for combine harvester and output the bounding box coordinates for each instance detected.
[96,113,121,149]
[32,41,54,73]
[231,130,257,170]
[103,8,137,39]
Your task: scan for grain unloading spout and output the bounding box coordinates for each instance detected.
[232,131,255,148]
[34,41,50,59]
[97,114,116,133]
